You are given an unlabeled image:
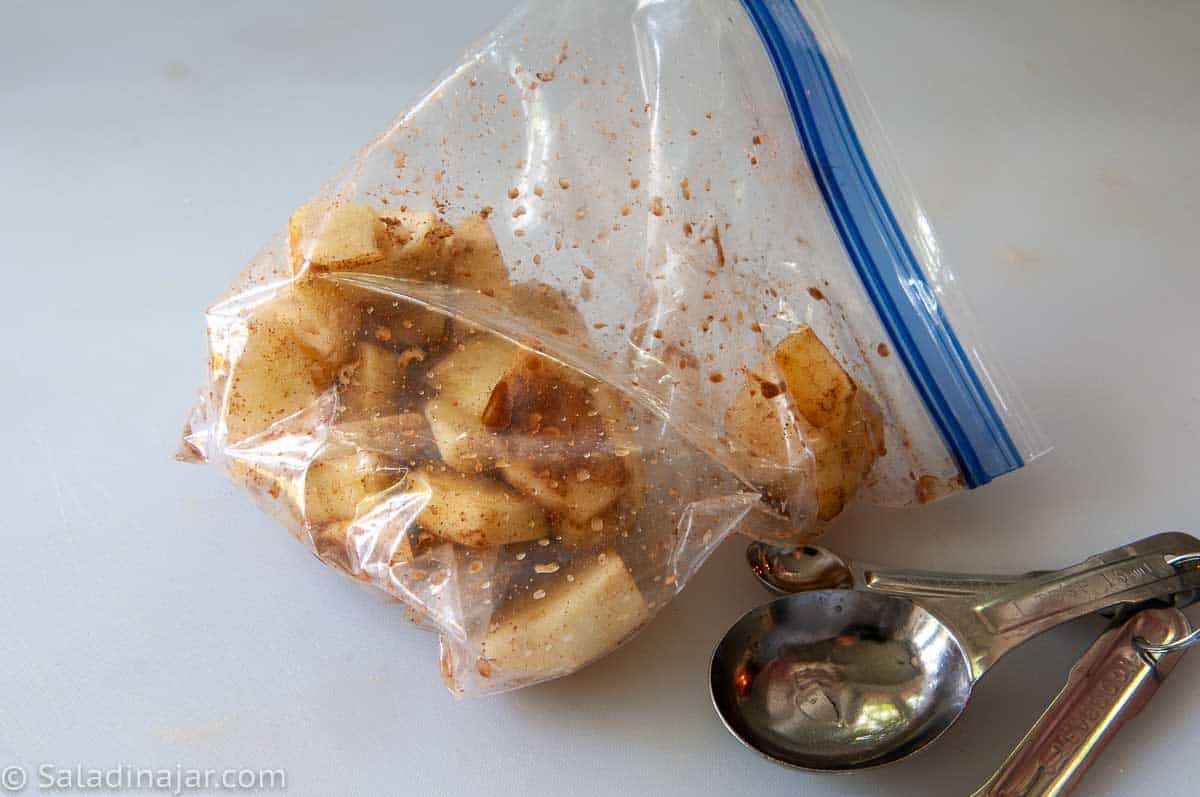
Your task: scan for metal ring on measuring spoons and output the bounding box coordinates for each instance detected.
[1133,553,1200,664]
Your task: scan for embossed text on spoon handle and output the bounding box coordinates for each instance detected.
[974,607,1190,797]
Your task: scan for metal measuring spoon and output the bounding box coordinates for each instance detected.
[745,541,1200,616]
[746,541,1026,599]
[711,532,1200,772]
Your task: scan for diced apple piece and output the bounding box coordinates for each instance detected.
[271,282,360,364]
[422,335,517,470]
[502,459,627,525]
[380,209,455,281]
[222,299,332,444]
[330,412,432,462]
[479,551,649,679]
[227,444,396,527]
[288,202,451,349]
[484,354,637,524]
[723,357,808,484]
[772,326,856,429]
[445,214,512,302]
[226,455,306,526]
[557,503,628,550]
[589,384,646,508]
[806,392,885,521]
[408,467,549,547]
[725,325,884,522]
[423,399,498,472]
[426,334,516,417]
[510,281,586,336]
[337,342,407,421]
[303,446,396,525]
[289,200,388,274]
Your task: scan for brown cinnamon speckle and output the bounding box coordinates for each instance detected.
[758,379,784,399]
[916,475,939,504]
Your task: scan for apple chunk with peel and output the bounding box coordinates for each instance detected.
[725,325,884,522]
[478,551,649,680]
[722,357,807,485]
[805,391,884,521]
[772,326,857,429]
[407,467,549,547]
[426,334,516,418]
[422,334,517,471]
[484,354,636,524]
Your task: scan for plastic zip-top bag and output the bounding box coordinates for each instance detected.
[179,0,1046,696]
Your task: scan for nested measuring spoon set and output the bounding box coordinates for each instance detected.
[711,532,1200,795]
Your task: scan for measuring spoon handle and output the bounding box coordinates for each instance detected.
[974,607,1191,797]
[855,565,1027,599]
[957,532,1200,671]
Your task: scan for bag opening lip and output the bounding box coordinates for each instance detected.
[739,0,1024,488]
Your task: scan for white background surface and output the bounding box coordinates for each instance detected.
[3,1,1199,795]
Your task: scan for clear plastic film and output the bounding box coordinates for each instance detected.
[179,0,1046,696]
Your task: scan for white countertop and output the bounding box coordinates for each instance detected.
[4,1,1198,795]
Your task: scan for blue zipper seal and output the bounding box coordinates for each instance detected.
[740,0,1023,487]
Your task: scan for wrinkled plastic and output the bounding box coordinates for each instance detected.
[180,0,1045,696]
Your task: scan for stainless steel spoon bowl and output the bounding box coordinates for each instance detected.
[713,532,1200,771]
[712,589,973,770]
